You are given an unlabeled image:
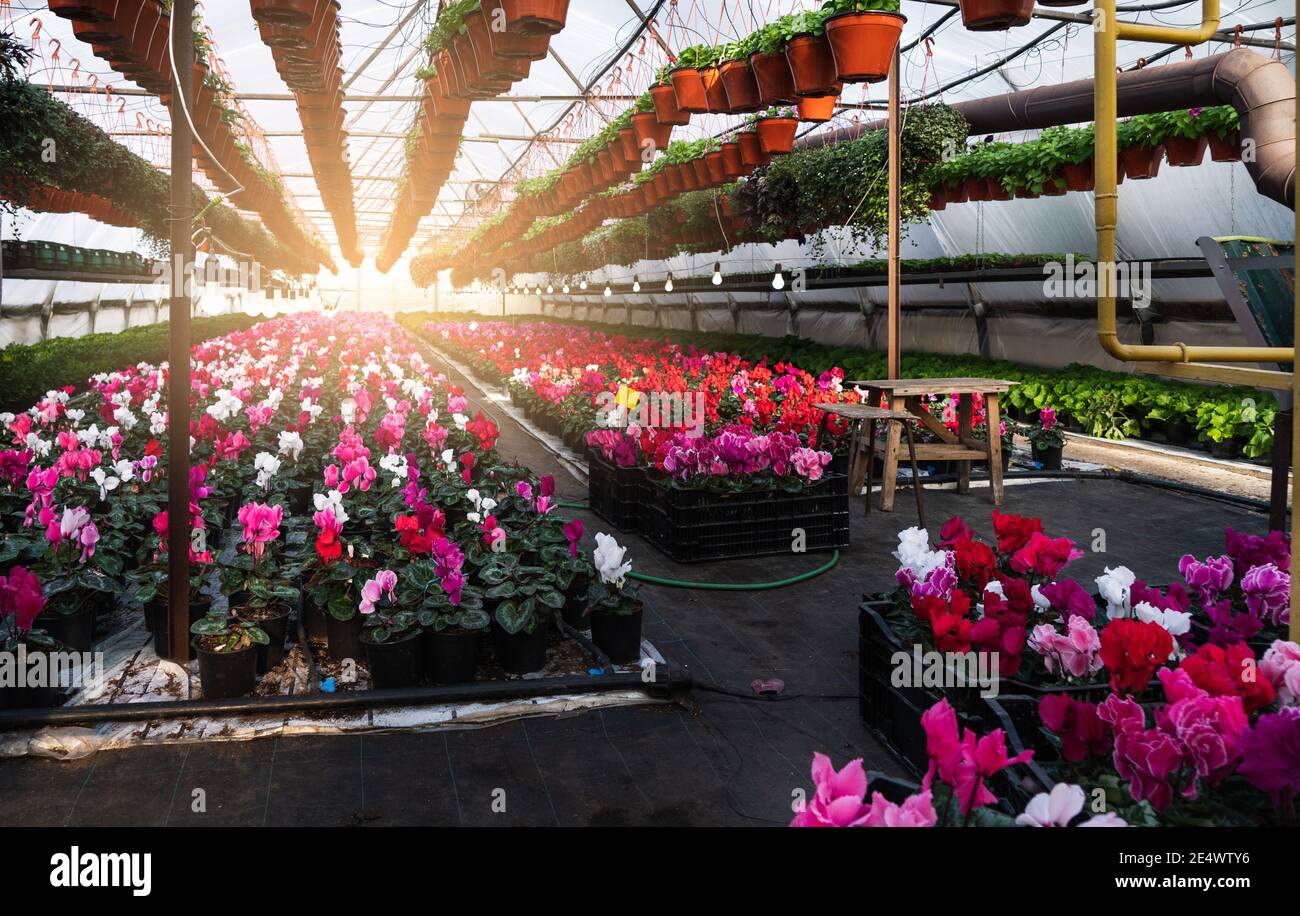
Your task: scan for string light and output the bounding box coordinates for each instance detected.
[580,278,589,290]
[712,262,723,285]
[632,274,641,293]
[664,271,674,293]
[772,263,785,291]
[562,282,570,294]
[603,284,612,297]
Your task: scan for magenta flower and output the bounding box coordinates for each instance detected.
[1178,553,1234,603]
[1039,406,1057,430]
[1241,563,1290,626]
[863,789,937,827]
[921,698,1031,816]
[1225,527,1290,577]
[563,518,584,558]
[1235,707,1300,804]
[1156,668,1248,790]
[237,502,283,560]
[1039,578,1096,621]
[790,752,872,827]
[0,566,46,632]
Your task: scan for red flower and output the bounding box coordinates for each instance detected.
[953,538,997,588]
[1009,532,1083,579]
[938,515,972,548]
[991,510,1043,555]
[1099,619,1174,694]
[466,410,499,451]
[1038,694,1112,762]
[1179,642,1276,714]
[315,527,342,564]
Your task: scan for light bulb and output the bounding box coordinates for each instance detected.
[546,284,554,293]
[562,283,570,294]
[603,285,612,297]
[664,272,674,293]
[580,279,588,290]
[632,275,641,293]
[772,263,785,291]
[711,262,723,286]
[534,286,542,295]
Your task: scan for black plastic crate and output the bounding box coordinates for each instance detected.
[639,473,849,563]
[587,453,643,533]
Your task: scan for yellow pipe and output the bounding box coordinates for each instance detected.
[1292,58,1298,644]
[1093,0,1294,365]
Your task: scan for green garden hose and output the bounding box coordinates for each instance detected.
[556,501,840,591]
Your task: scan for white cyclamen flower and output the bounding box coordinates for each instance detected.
[254,452,281,490]
[1133,602,1191,642]
[593,532,632,589]
[314,489,348,524]
[90,466,120,500]
[277,430,304,461]
[893,526,949,580]
[1096,566,1136,619]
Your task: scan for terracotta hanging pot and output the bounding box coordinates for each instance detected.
[784,35,841,97]
[1163,134,1208,166]
[719,59,762,114]
[1119,143,1164,180]
[928,188,946,211]
[1062,159,1094,191]
[631,111,673,151]
[618,127,639,162]
[704,151,726,185]
[737,130,771,169]
[1206,130,1241,161]
[483,0,551,59]
[797,93,838,123]
[700,65,730,113]
[250,0,323,29]
[986,177,1012,200]
[823,11,905,84]
[946,180,968,203]
[47,0,118,21]
[669,67,709,114]
[749,51,798,106]
[957,0,1035,31]
[720,141,746,178]
[755,117,799,156]
[650,82,691,127]
[665,164,687,195]
[1040,177,1067,196]
[964,175,991,202]
[465,8,518,82]
[691,157,712,188]
[500,0,570,36]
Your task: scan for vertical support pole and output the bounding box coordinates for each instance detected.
[166,0,195,663]
[1291,57,1299,645]
[886,46,901,380]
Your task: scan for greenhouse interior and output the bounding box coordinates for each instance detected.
[1,0,1299,860]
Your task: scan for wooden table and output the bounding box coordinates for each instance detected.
[815,402,927,531]
[844,378,1017,511]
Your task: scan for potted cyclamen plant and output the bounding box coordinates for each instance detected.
[403,538,488,684]
[1027,406,1065,470]
[221,502,298,674]
[34,505,114,652]
[358,569,424,689]
[190,608,268,699]
[586,533,644,664]
[0,566,65,709]
[130,506,216,660]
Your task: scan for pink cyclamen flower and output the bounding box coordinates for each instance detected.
[1039,407,1057,430]
[1015,782,1085,827]
[237,502,283,560]
[1241,563,1290,626]
[1260,640,1300,706]
[563,518,584,558]
[359,569,399,615]
[1178,553,1234,603]
[862,789,938,827]
[0,566,47,632]
[790,752,872,827]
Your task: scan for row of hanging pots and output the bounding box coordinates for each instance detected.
[50,0,173,94]
[249,1,360,265]
[6,185,136,230]
[927,136,1241,210]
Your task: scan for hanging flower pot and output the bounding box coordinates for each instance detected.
[1162,134,1208,166]
[666,163,687,195]
[823,10,906,84]
[945,180,968,203]
[797,93,838,122]
[650,82,692,127]
[756,116,799,156]
[784,35,841,97]
[618,126,640,162]
[928,187,947,211]
[48,0,124,21]
[704,150,726,184]
[964,175,991,202]
[720,141,746,177]
[484,0,551,58]
[986,177,1012,200]
[957,0,1036,31]
[700,65,730,113]
[1062,159,1094,191]
[249,0,322,28]
[1119,143,1164,180]
[669,66,709,114]
[500,0,570,36]
[750,51,798,105]
[1207,130,1241,161]
[738,130,770,168]
[719,58,762,114]
[691,156,712,188]
[1040,177,1067,196]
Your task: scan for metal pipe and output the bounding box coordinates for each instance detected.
[166,0,194,663]
[1094,2,1294,369]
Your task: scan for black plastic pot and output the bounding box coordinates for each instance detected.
[152,597,212,660]
[326,612,364,664]
[492,623,549,675]
[361,629,423,689]
[288,485,312,516]
[1209,437,1241,460]
[421,627,480,684]
[193,639,259,699]
[561,575,591,631]
[38,603,95,653]
[590,610,643,664]
[0,639,68,709]
[1034,444,1063,470]
[302,598,328,641]
[236,604,291,674]
[1164,420,1192,447]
